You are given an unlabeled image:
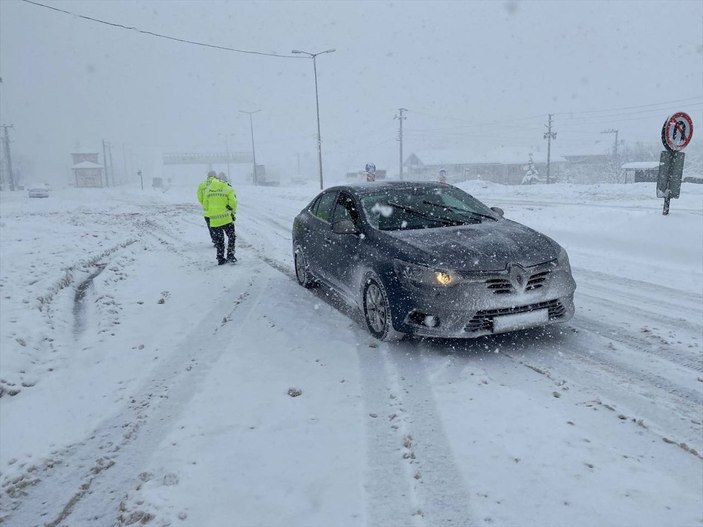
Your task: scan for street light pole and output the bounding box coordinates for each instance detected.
[292,48,335,190]
[239,110,260,185]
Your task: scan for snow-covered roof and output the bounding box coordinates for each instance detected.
[72,161,104,169]
[621,161,659,170]
[410,147,566,166]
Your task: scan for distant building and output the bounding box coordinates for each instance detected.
[71,151,104,187]
[404,148,565,185]
[403,145,629,185]
[621,161,659,183]
[559,143,617,183]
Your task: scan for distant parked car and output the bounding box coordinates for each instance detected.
[27,184,49,198]
[292,182,576,340]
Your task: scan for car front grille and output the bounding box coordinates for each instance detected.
[465,299,566,333]
[484,269,551,294]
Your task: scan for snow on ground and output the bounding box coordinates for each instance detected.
[0,180,701,526]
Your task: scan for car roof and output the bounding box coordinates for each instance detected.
[326,181,449,196]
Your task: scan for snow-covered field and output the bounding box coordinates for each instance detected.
[0,180,701,527]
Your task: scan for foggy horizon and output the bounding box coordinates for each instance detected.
[1,0,702,185]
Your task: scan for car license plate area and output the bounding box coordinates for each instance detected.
[492,308,549,333]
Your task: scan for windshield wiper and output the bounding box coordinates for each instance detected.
[385,202,462,226]
[422,200,496,221]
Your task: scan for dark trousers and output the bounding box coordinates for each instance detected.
[204,216,216,243]
[212,222,236,262]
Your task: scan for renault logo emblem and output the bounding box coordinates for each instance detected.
[509,264,527,292]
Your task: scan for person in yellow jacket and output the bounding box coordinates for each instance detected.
[196,170,217,245]
[203,173,238,265]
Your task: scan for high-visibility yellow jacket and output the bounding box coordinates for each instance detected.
[203,179,237,228]
[197,176,214,216]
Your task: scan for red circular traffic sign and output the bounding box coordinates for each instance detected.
[661,112,694,152]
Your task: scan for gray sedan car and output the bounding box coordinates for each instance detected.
[292,182,576,340]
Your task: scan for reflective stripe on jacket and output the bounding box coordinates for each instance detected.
[203,179,237,228]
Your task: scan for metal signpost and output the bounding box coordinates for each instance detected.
[657,112,693,215]
[365,162,376,182]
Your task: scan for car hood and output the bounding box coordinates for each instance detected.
[383,219,561,271]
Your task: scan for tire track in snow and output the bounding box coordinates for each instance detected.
[357,343,424,526]
[2,260,266,526]
[355,335,475,527]
[573,312,702,373]
[384,343,474,526]
[558,322,702,406]
[573,267,703,312]
[495,326,703,456]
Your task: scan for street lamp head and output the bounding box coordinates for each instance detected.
[292,49,335,57]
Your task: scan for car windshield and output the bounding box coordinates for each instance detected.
[361,186,499,230]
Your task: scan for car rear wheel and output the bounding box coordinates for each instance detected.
[294,245,316,288]
[363,277,403,341]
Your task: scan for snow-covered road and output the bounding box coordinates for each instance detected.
[1,181,701,527]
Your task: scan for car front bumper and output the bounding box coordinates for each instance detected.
[386,262,576,338]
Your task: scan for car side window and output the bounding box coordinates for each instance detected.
[308,196,321,215]
[332,192,359,225]
[313,192,337,223]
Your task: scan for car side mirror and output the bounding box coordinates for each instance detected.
[490,206,504,218]
[332,219,359,235]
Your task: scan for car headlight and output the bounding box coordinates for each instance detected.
[557,247,572,274]
[394,260,461,287]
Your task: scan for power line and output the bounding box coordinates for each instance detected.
[407,97,702,131]
[556,103,703,123]
[408,109,545,129]
[554,96,703,116]
[21,0,303,59]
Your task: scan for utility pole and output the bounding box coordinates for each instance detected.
[240,110,261,185]
[601,128,620,183]
[108,143,115,186]
[122,143,129,184]
[395,108,407,180]
[601,128,619,160]
[102,139,109,187]
[1,124,15,191]
[543,114,557,184]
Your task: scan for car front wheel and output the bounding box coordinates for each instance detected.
[294,245,316,288]
[363,277,403,341]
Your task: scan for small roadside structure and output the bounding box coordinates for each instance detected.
[621,161,659,183]
[71,151,105,187]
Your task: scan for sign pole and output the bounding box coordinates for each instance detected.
[657,112,693,216]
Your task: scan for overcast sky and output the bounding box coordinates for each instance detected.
[1,0,702,184]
